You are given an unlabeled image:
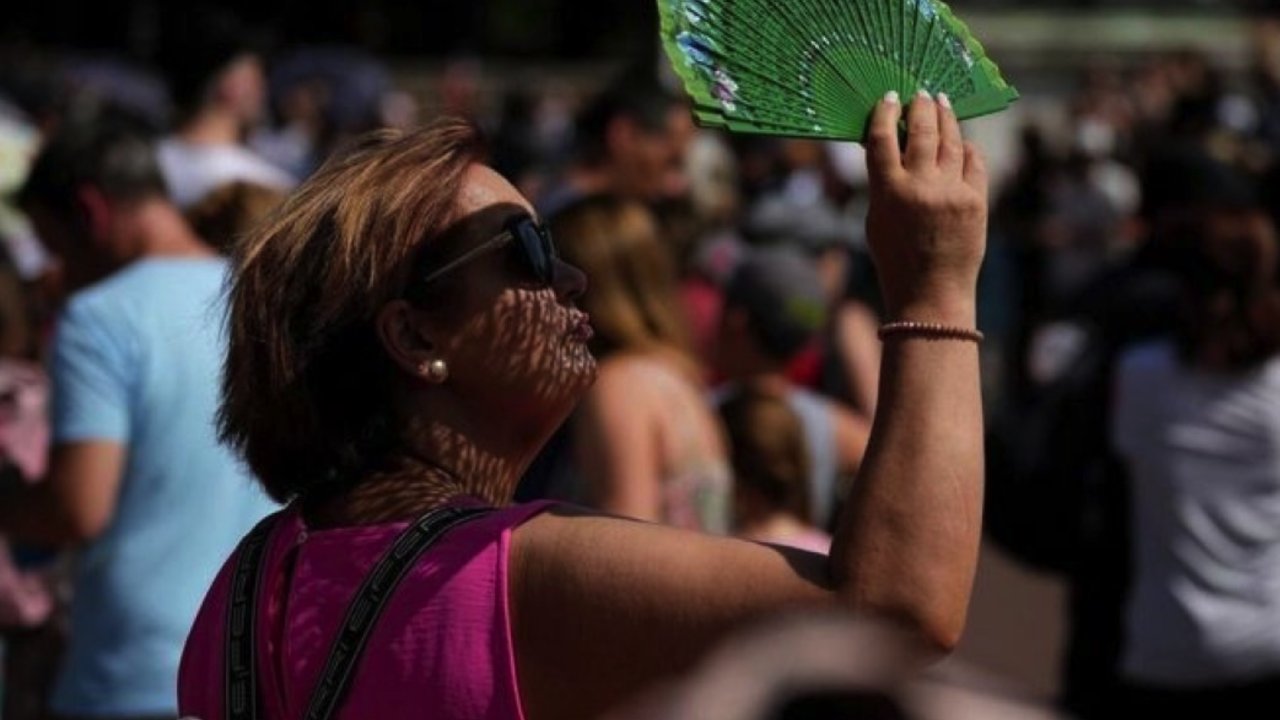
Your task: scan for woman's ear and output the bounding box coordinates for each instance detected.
[376,300,440,381]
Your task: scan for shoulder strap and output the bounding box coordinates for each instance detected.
[302,505,491,720]
[223,504,492,720]
[226,512,283,720]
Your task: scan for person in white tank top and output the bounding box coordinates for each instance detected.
[1112,206,1280,716]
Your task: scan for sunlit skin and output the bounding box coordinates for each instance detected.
[309,166,596,527]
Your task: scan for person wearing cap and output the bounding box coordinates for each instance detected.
[156,6,294,209]
[745,193,883,416]
[714,246,870,532]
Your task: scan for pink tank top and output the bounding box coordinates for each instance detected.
[178,500,554,720]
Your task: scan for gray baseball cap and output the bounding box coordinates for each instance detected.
[726,246,828,361]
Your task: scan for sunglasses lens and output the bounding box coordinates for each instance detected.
[515,219,555,285]
[539,226,558,281]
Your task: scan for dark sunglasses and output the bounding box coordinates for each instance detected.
[420,214,558,288]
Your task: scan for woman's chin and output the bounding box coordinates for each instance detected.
[565,346,599,389]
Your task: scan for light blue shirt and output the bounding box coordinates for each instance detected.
[48,258,275,717]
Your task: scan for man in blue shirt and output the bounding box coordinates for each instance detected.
[1,116,275,718]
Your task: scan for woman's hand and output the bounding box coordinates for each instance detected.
[864,91,988,324]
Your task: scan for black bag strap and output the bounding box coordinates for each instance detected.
[224,504,493,720]
[226,512,282,720]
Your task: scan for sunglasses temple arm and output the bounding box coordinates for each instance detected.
[419,231,515,286]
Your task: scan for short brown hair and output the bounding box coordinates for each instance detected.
[219,119,481,502]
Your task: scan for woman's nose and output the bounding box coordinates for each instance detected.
[552,258,587,302]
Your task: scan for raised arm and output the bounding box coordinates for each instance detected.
[831,90,987,649]
[511,92,988,719]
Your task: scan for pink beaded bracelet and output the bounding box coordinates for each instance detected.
[878,321,985,344]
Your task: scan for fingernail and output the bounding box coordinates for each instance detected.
[917,89,932,101]
[938,93,952,110]
[884,90,900,104]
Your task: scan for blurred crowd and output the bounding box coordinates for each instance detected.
[3,5,1280,719]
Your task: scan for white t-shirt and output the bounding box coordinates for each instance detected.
[1113,341,1280,686]
[157,137,295,209]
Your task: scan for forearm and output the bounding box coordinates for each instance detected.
[829,298,984,651]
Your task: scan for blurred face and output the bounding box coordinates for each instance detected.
[614,107,694,201]
[218,54,268,126]
[414,165,597,424]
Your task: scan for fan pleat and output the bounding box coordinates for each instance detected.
[659,0,1018,142]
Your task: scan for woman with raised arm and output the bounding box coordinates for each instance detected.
[178,90,988,720]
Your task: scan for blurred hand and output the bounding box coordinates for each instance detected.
[864,91,988,323]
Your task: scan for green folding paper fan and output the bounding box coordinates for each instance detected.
[658,0,1018,142]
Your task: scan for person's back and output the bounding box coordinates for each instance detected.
[1109,204,1280,716]
[1114,342,1280,688]
[577,351,731,532]
[50,258,275,714]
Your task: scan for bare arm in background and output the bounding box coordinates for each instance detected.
[0,442,125,547]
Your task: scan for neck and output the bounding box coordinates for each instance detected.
[179,107,244,146]
[308,408,550,528]
[131,201,215,259]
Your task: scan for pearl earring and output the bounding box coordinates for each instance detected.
[425,359,449,383]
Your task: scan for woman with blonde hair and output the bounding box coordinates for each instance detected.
[549,194,730,532]
[179,93,990,720]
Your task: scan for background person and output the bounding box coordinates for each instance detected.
[537,76,694,216]
[2,117,275,719]
[1111,205,1280,717]
[721,385,831,554]
[715,246,871,531]
[157,6,294,209]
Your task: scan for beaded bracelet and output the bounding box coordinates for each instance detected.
[878,321,984,344]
